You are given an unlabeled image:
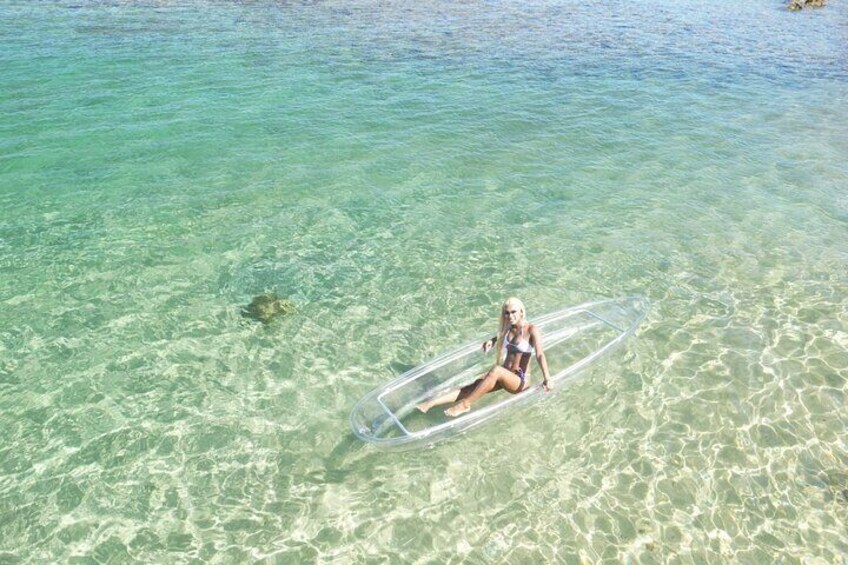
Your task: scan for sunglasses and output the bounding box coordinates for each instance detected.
[503,309,519,315]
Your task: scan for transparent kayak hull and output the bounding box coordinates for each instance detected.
[350,296,649,448]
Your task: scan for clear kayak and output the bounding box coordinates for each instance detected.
[350,296,649,448]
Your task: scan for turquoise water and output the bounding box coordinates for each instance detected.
[2,0,847,562]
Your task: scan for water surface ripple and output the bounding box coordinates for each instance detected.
[1,0,847,562]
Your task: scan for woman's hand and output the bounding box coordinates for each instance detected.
[542,380,552,392]
[482,337,496,353]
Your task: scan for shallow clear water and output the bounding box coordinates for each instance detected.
[1,0,847,562]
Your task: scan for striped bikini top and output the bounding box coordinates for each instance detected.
[504,324,534,354]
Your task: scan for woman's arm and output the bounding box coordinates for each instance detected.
[530,325,552,391]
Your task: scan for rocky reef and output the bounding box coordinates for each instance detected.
[242,292,295,324]
[788,0,826,10]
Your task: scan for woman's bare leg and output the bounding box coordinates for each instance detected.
[417,379,481,413]
[444,366,524,417]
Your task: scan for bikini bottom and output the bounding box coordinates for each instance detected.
[511,367,528,391]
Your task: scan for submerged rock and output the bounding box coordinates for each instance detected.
[788,0,825,10]
[242,293,295,324]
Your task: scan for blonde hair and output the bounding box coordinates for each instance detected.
[494,297,526,367]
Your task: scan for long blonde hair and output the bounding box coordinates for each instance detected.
[494,297,526,367]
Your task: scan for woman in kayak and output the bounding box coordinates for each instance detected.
[417,297,552,417]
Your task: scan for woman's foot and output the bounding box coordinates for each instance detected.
[444,402,470,418]
[416,401,431,414]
